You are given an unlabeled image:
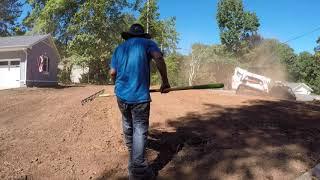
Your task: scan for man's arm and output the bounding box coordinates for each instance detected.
[150,51,171,93]
[109,47,118,84]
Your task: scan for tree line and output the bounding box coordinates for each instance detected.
[1,0,319,93]
[0,0,179,84]
[187,0,320,93]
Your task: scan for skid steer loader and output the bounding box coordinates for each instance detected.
[232,67,296,100]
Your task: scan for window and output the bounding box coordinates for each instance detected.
[246,76,262,84]
[42,56,49,73]
[38,55,49,73]
[0,61,8,66]
[10,61,20,66]
[236,71,242,78]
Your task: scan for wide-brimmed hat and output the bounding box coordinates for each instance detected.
[121,23,151,40]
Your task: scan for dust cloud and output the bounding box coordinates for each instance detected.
[245,42,289,82]
[176,41,290,89]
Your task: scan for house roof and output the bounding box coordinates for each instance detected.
[285,82,313,92]
[0,34,61,61]
[0,34,51,51]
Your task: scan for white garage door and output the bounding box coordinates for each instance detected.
[0,59,21,90]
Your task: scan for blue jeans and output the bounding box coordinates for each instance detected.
[117,98,154,180]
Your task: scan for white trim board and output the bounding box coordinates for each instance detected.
[0,47,26,52]
[0,58,20,62]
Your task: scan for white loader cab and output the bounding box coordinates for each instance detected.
[232,67,271,93]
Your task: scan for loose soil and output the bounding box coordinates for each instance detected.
[0,86,319,180]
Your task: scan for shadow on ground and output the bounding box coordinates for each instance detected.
[99,100,320,180]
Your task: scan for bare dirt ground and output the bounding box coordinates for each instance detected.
[0,85,319,180]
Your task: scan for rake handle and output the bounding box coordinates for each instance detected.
[149,83,224,93]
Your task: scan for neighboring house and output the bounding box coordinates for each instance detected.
[285,82,313,95]
[285,82,316,101]
[0,34,60,90]
[70,65,89,83]
[57,64,89,83]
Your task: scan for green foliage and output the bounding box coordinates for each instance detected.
[138,0,179,53]
[259,40,295,66]
[290,52,320,93]
[186,43,238,87]
[25,0,138,83]
[67,0,136,83]
[165,54,183,86]
[240,38,320,94]
[150,53,183,86]
[292,52,315,81]
[0,0,23,36]
[216,0,260,54]
[57,67,72,84]
[315,37,320,59]
[241,39,296,81]
[25,0,179,85]
[138,0,180,86]
[20,0,320,94]
[24,0,80,39]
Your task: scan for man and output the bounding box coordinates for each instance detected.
[109,23,170,179]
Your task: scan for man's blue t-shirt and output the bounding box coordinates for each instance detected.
[110,37,161,104]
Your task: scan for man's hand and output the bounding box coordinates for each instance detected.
[160,82,171,93]
[109,68,116,84]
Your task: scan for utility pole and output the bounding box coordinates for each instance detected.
[146,0,149,33]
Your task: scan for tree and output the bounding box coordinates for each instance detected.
[24,0,86,46]
[188,44,208,86]
[138,0,179,85]
[315,37,320,59]
[291,52,320,93]
[168,54,184,86]
[186,43,237,86]
[25,0,179,84]
[25,0,140,83]
[216,0,260,54]
[0,0,23,36]
[138,0,178,53]
[67,0,135,83]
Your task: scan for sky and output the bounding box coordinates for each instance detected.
[157,0,320,54]
[19,0,320,54]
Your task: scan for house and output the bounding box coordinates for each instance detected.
[0,34,60,90]
[285,82,316,101]
[70,65,89,83]
[285,82,313,95]
[57,64,89,83]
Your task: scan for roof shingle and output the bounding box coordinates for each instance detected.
[0,34,50,49]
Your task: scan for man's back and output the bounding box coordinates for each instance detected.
[111,37,160,104]
[110,24,170,180]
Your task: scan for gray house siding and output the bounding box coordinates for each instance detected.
[26,39,58,87]
[0,35,59,88]
[0,50,27,87]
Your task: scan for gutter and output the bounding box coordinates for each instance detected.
[0,47,29,52]
[0,35,50,52]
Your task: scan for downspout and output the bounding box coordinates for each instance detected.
[23,48,28,86]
